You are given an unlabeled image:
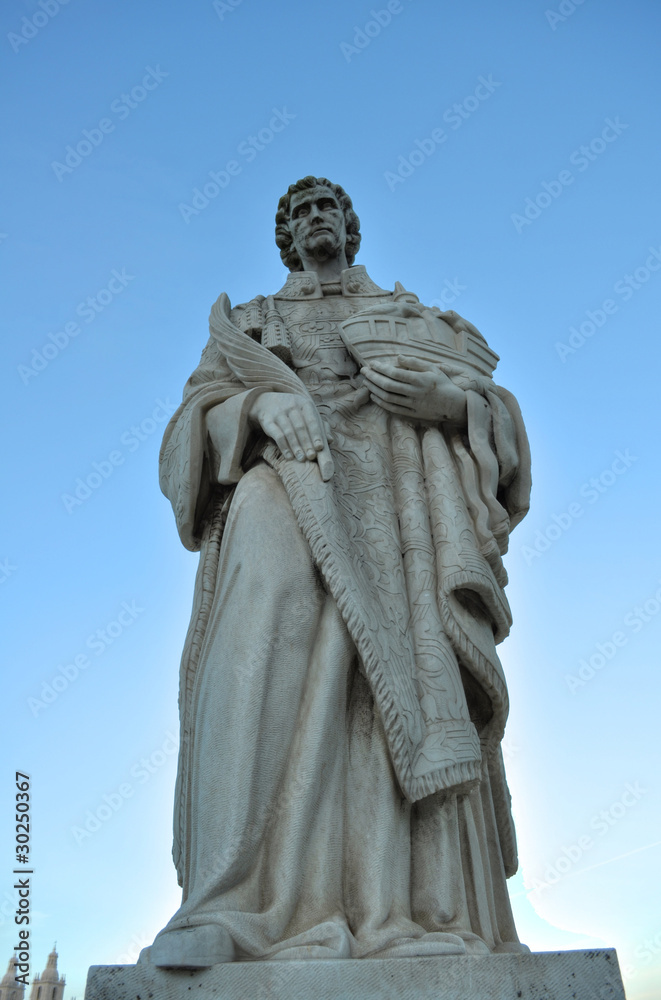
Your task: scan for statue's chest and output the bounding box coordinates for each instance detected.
[274,296,363,381]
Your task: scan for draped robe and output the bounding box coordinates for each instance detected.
[156,265,532,960]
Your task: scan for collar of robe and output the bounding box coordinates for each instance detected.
[274,264,390,300]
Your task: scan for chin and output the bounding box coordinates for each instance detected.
[307,233,341,260]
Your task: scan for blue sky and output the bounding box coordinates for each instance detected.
[2,0,660,996]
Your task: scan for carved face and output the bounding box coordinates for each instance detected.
[288,186,348,265]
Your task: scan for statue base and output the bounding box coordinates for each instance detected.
[84,949,626,999]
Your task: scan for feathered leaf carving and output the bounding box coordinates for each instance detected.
[208,293,309,397]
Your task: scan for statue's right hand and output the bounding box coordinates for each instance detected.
[249,392,334,481]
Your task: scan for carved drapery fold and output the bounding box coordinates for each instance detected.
[159,290,530,886]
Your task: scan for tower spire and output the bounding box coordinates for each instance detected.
[28,949,65,1000]
[0,955,25,1000]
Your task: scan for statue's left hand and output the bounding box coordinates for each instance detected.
[361,355,466,423]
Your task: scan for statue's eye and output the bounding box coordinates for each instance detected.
[294,205,309,218]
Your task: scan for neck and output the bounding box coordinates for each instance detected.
[297,251,349,283]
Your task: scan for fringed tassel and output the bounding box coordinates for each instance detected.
[240,295,265,339]
[261,294,293,366]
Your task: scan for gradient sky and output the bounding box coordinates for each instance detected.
[2,1,660,997]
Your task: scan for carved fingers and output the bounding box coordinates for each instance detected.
[249,391,335,480]
[361,355,466,423]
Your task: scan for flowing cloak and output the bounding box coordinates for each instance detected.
[159,265,531,892]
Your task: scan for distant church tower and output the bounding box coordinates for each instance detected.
[0,956,25,1000]
[28,948,65,1000]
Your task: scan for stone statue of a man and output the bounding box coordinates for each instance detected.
[146,176,532,967]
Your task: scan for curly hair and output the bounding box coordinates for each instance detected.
[275,175,361,271]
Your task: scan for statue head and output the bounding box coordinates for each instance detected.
[275,176,361,272]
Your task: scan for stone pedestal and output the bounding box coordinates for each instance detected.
[84,949,627,999]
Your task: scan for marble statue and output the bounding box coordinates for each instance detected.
[145,176,532,967]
